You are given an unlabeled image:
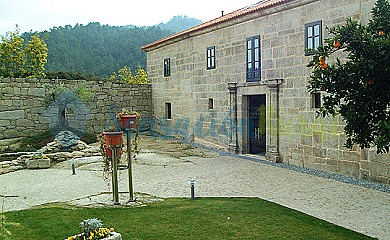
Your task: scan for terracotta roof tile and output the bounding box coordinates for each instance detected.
[142,0,294,51]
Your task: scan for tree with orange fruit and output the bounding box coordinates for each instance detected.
[307,0,389,153]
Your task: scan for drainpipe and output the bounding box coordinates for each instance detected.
[228,82,239,153]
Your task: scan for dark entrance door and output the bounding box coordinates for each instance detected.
[248,95,266,154]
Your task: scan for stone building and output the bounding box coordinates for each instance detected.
[142,0,389,184]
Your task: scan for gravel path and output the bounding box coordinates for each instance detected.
[1,143,389,239]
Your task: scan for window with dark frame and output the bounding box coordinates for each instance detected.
[207,46,216,70]
[305,21,322,55]
[164,58,170,77]
[312,92,322,109]
[165,102,172,119]
[208,98,214,110]
[246,36,261,82]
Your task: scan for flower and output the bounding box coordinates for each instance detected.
[67,218,113,240]
[29,154,47,160]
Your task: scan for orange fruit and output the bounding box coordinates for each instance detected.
[379,31,385,36]
[319,60,325,65]
[319,56,324,61]
[110,228,115,232]
[321,63,328,69]
[333,40,341,48]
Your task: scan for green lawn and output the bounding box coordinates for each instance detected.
[4,198,376,240]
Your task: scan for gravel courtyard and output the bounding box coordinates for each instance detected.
[1,135,389,240]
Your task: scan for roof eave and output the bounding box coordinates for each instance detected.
[141,0,317,52]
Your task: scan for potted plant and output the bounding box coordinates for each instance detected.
[102,124,122,157]
[116,108,139,130]
[100,124,123,181]
[116,108,142,159]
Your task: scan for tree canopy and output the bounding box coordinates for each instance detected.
[20,16,200,78]
[0,26,48,78]
[307,0,390,153]
[109,66,148,84]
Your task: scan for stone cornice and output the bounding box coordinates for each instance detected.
[142,0,318,52]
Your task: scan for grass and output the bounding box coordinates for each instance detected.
[4,198,376,240]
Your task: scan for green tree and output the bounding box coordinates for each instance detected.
[0,26,25,77]
[307,0,390,153]
[24,33,48,78]
[110,66,148,84]
[0,27,48,78]
[133,66,148,84]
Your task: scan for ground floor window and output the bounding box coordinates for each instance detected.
[165,102,172,119]
[208,98,214,110]
[312,92,322,108]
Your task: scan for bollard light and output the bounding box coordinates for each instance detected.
[188,179,196,200]
[71,158,76,175]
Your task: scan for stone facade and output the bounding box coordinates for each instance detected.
[0,78,152,139]
[143,0,389,184]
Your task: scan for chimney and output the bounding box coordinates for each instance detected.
[221,11,224,16]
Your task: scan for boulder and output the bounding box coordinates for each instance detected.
[26,158,51,169]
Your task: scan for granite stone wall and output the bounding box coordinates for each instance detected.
[0,78,152,139]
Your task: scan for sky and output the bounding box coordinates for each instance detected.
[0,0,258,36]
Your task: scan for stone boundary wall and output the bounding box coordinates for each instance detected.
[0,78,152,139]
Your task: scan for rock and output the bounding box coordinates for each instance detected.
[55,131,80,149]
[71,151,84,158]
[26,158,51,169]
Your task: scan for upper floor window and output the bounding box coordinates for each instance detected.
[305,21,322,55]
[246,36,261,82]
[207,46,216,70]
[164,58,170,77]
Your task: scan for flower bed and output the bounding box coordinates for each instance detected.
[66,229,122,240]
[66,218,122,240]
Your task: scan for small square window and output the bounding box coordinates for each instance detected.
[312,92,322,108]
[305,21,322,55]
[164,58,170,77]
[208,98,214,110]
[207,46,216,70]
[165,102,172,119]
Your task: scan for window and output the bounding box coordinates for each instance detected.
[208,98,214,110]
[165,102,172,119]
[312,92,322,108]
[246,36,261,82]
[164,58,170,77]
[305,21,322,55]
[207,46,216,70]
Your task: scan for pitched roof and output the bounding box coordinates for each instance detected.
[142,0,294,51]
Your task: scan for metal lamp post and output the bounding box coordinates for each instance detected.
[189,179,196,200]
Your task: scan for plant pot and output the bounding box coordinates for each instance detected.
[120,115,138,129]
[103,144,121,158]
[103,132,122,158]
[103,131,122,146]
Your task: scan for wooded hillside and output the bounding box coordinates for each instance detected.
[20,16,201,77]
